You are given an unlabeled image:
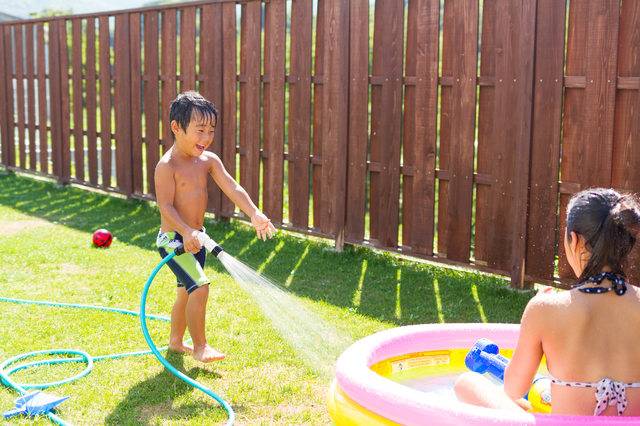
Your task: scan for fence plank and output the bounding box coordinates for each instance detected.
[25,23,37,171]
[617,0,640,283]
[263,0,286,224]
[558,0,588,279]
[200,3,224,216]
[625,0,640,198]
[180,6,196,92]
[446,0,478,263]
[59,20,71,183]
[312,0,325,230]
[36,23,47,174]
[613,0,640,192]
[376,0,403,248]
[15,25,26,169]
[288,0,312,229]
[408,0,439,255]
[48,21,62,179]
[114,13,132,196]
[239,1,262,204]
[510,0,537,288]
[321,0,350,244]
[130,13,143,194]
[437,0,453,255]
[369,0,384,241]
[581,0,620,189]
[72,19,85,182]
[487,0,522,271]
[0,27,11,167]
[86,18,98,184]
[161,9,177,151]
[345,0,368,241]
[524,0,566,281]
[144,11,160,196]
[263,0,273,219]
[474,0,496,262]
[99,16,112,188]
[221,2,237,216]
[402,0,417,247]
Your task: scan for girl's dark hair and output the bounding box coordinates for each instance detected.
[169,91,218,140]
[566,188,640,282]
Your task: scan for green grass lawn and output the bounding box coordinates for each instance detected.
[0,172,535,425]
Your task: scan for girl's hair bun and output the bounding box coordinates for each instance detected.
[566,189,640,282]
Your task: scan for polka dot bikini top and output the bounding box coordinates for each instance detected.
[554,272,635,415]
[572,271,627,295]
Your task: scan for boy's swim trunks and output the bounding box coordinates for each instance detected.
[157,228,209,294]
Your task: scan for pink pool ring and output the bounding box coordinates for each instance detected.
[329,323,640,425]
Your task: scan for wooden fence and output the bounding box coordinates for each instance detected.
[1,0,639,289]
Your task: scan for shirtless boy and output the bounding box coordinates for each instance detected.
[155,91,276,363]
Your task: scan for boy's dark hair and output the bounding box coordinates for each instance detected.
[169,91,218,140]
[566,188,640,282]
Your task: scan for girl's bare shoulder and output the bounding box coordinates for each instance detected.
[522,289,572,322]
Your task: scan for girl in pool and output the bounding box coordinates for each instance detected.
[455,188,640,416]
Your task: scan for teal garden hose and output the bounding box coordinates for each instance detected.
[1,236,234,426]
[140,243,234,426]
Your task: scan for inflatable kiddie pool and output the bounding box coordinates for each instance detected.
[328,323,640,425]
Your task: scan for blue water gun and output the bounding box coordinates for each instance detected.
[465,338,552,413]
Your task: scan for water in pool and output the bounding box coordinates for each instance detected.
[385,359,548,403]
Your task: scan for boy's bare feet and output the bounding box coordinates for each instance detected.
[168,342,194,355]
[193,344,226,362]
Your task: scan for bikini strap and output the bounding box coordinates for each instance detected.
[548,372,640,416]
[572,272,627,296]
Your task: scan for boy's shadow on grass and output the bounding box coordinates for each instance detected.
[105,351,239,425]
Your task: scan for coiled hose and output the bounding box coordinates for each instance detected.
[0,243,234,426]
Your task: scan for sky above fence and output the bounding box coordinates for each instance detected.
[0,0,154,19]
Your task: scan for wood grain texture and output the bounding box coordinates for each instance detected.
[0,27,12,167]
[114,13,132,196]
[144,11,160,196]
[288,0,313,229]
[409,0,439,255]
[446,0,478,263]
[524,0,565,281]
[86,18,98,183]
[99,16,112,188]
[263,0,286,224]
[71,19,84,181]
[345,0,368,241]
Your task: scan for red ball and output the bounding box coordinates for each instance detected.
[93,229,113,248]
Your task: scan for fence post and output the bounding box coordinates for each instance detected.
[321,0,350,250]
[114,13,133,198]
[510,0,538,289]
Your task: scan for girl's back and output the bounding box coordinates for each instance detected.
[538,285,640,415]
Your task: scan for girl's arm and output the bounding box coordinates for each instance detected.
[503,296,547,401]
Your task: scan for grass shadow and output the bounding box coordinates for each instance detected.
[0,173,535,327]
[104,351,236,425]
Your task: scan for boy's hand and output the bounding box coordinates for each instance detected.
[251,212,276,241]
[182,229,203,254]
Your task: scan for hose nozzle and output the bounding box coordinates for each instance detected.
[197,232,225,258]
